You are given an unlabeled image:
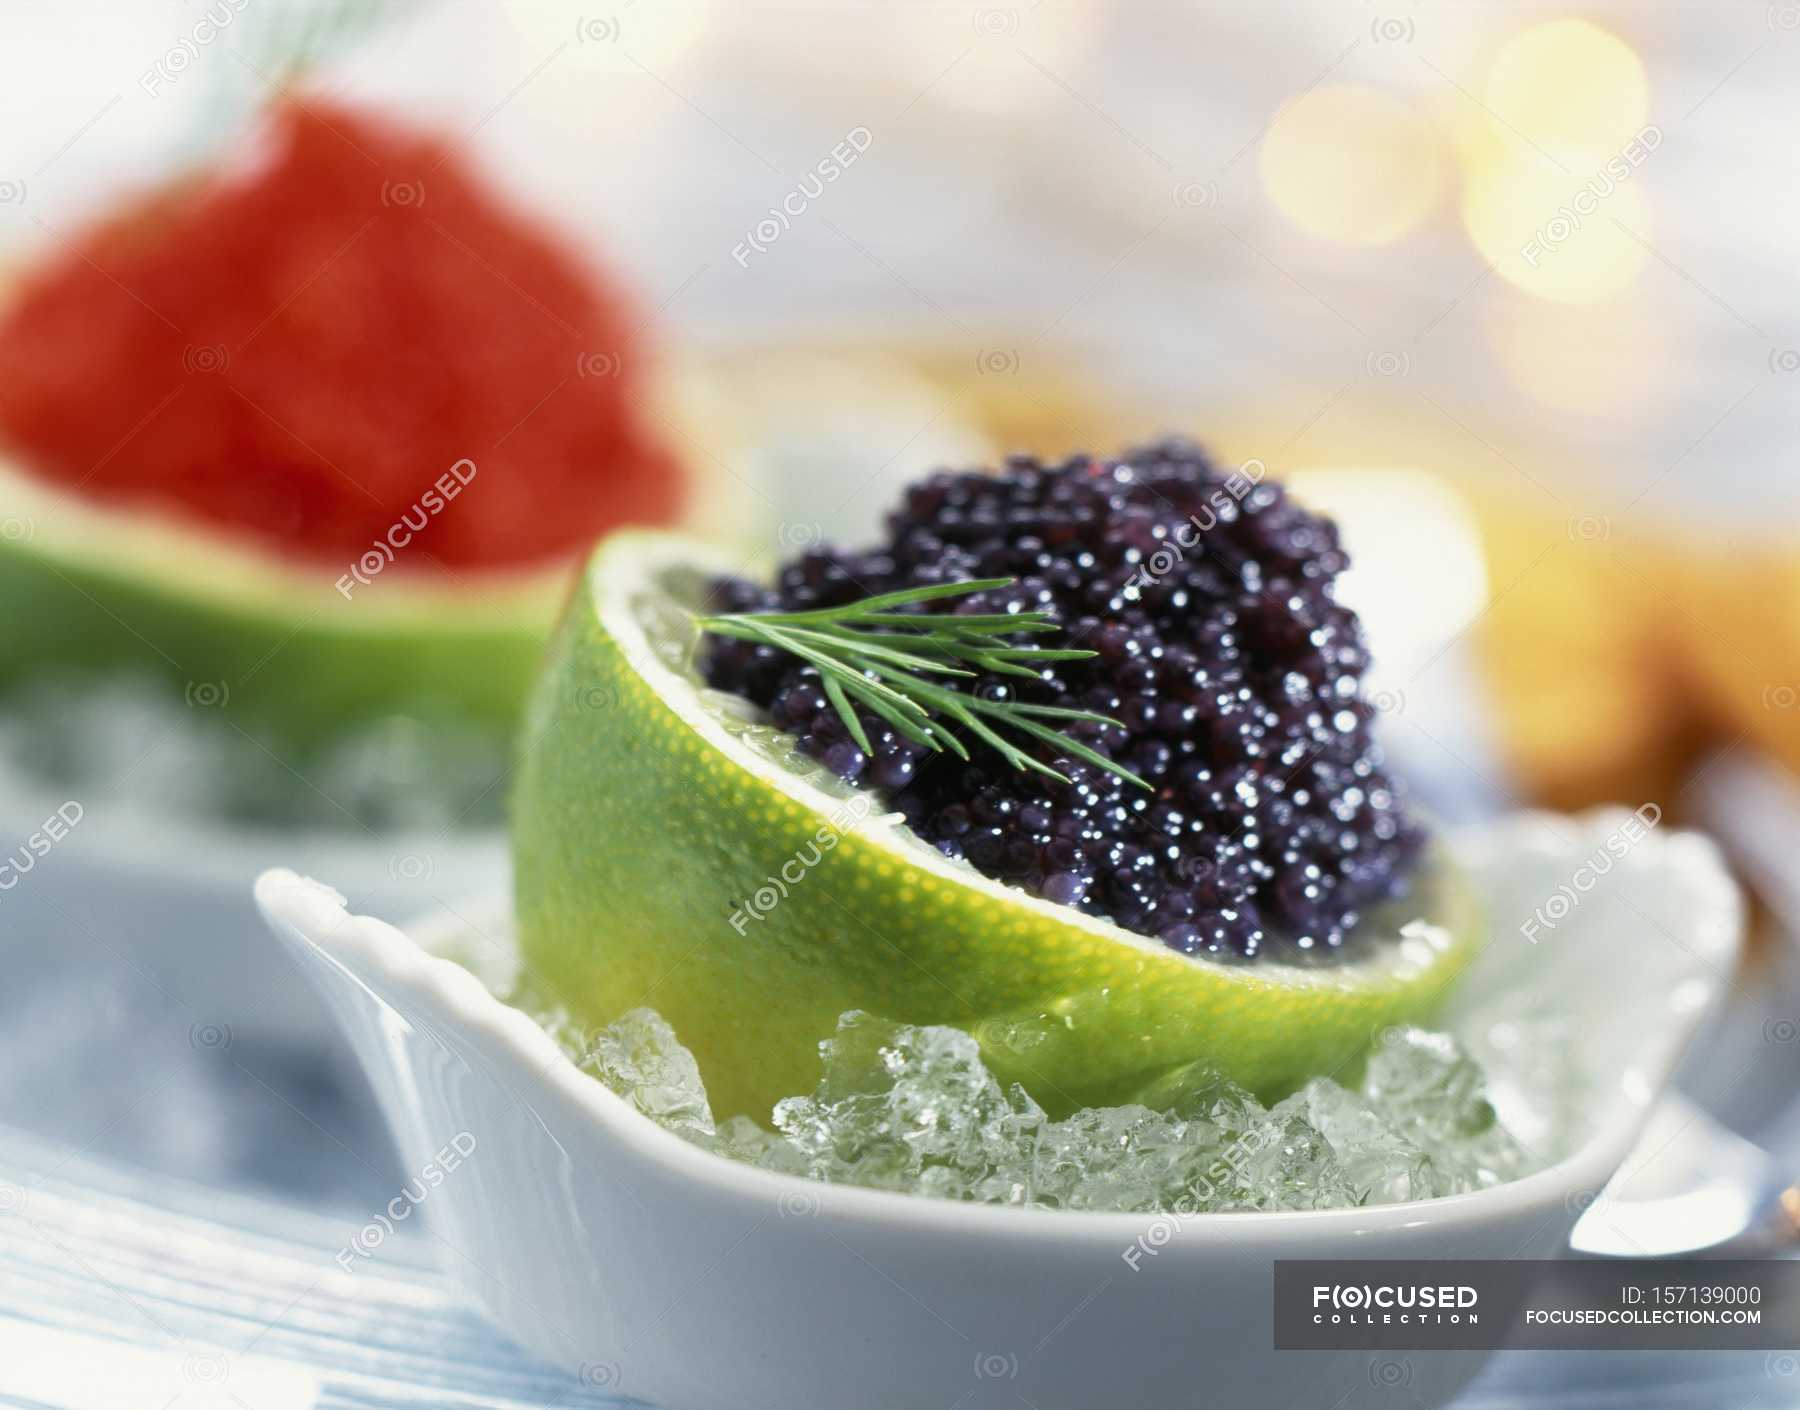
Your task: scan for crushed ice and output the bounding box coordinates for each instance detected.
[0,671,508,830]
[554,1006,1560,1213]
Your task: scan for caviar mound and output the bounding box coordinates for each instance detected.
[0,98,681,570]
[0,99,746,773]
[702,441,1426,962]
[511,531,1477,1121]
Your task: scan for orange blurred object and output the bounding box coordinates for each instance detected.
[1463,491,1710,812]
[1674,542,1800,778]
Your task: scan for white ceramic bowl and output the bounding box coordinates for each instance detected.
[256,811,1740,1410]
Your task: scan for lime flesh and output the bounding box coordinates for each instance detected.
[512,530,1480,1120]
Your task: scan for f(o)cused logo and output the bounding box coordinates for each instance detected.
[1173,180,1218,209]
[577,1360,622,1388]
[1370,1358,1413,1387]
[776,1189,821,1218]
[1369,687,1406,716]
[182,343,229,373]
[186,680,230,708]
[388,853,435,882]
[182,1355,229,1385]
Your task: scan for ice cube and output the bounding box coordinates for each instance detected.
[1364,1027,1498,1143]
[775,1012,1034,1193]
[713,1114,807,1174]
[1220,1109,1358,1211]
[582,1008,718,1143]
[1362,1027,1527,1192]
[552,997,1551,1215]
[1282,1078,1440,1203]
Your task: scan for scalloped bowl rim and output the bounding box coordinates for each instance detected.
[255,807,1743,1248]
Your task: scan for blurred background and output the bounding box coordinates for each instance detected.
[3,0,1800,1399]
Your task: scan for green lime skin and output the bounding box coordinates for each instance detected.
[511,532,1479,1122]
[0,513,559,754]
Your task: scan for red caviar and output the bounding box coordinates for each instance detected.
[0,99,682,571]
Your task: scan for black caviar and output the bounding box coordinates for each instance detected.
[700,440,1426,961]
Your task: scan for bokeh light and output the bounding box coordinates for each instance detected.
[1260,83,1445,246]
[1484,19,1650,159]
[1461,145,1653,303]
[1458,18,1655,303]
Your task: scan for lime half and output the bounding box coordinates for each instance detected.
[512,530,1479,1120]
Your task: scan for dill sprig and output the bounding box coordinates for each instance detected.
[696,578,1150,791]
